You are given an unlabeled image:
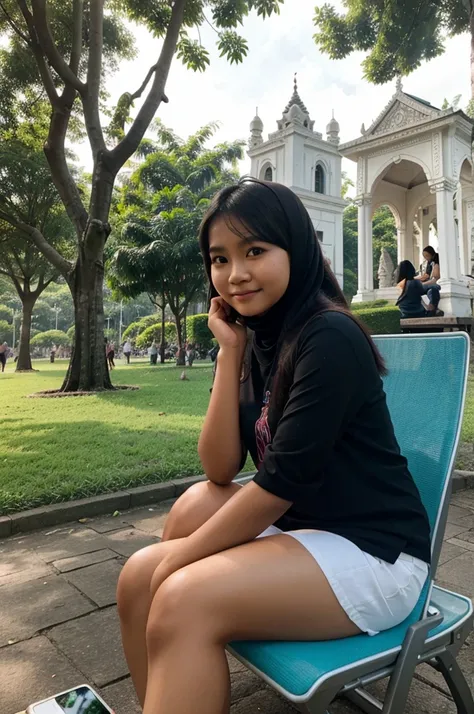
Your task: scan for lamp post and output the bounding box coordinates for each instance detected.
[118,300,123,345]
[53,304,60,330]
[12,309,19,348]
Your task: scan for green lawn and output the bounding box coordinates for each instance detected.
[0,359,213,514]
[1,358,474,515]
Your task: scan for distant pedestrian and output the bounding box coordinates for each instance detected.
[107,340,115,369]
[50,344,57,363]
[0,341,8,372]
[186,342,196,367]
[149,342,158,365]
[123,340,132,364]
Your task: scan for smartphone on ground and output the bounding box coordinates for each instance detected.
[26,684,114,714]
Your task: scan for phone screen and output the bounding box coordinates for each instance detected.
[32,686,112,714]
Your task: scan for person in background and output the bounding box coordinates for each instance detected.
[50,344,57,363]
[107,340,115,370]
[123,340,132,364]
[417,246,440,283]
[0,341,8,372]
[396,260,443,318]
[149,342,158,365]
[186,342,196,367]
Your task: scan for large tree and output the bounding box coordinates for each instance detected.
[0,0,284,392]
[313,1,474,104]
[0,139,74,370]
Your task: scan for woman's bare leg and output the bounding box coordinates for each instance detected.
[143,534,360,714]
[116,480,241,705]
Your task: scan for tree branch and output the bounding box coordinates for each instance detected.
[30,0,85,93]
[44,105,88,237]
[82,0,106,157]
[0,210,73,277]
[70,0,83,75]
[130,64,159,102]
[0,1,30,43]
[16,0,59,106]
[109,0,187,171]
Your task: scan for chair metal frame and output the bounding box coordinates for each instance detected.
[229,333,474,714]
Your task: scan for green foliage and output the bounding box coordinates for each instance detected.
[186,313,213,350]
[355,306,400,335]
[313,0,469,85]
[67,325,75,343]
[30,330,71,348]
[136,322,177,349]
[351,299,389,311]
[0,319,13,343]
[122,314,160,341]
[0,304,13,323]
[112,122,242,344]
[343,204,397,290]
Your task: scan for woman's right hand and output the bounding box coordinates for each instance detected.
[208,297,247,358]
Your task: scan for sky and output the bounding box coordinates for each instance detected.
[75,0,471,191]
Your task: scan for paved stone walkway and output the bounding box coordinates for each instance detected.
[2,490,474,714]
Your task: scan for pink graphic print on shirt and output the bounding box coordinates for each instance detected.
[255,391,272,467]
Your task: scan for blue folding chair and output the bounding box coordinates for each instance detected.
[229,333,474,713]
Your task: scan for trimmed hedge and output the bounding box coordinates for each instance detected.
[136,322,177,349]
[122,314,160,342]
[351,299,389,311]
[186,313,213,350]
[30,329,71,348]
[355,306,400,335]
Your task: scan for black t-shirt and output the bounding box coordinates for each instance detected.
[397,280,427,317]
[239,311,431,565]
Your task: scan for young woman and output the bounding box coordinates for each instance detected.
[397,259,443,318]
[417,245,440,283]
[117,179,431,714]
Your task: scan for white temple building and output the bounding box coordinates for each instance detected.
[248,77,346,287]
[340,80,474,316]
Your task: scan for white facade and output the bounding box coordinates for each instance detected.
[341,81,474,317]
[247,79,346,286]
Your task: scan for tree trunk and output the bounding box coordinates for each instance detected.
[160,300,166,364]
[61,244,112,391]
[15,298,34,371]
[175,313,185,365]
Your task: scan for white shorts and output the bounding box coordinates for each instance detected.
[257,526,429,636]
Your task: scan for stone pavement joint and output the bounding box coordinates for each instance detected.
[3,490,474,714]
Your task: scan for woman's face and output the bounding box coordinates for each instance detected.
[209,216,290,317]
[423,251,432,262]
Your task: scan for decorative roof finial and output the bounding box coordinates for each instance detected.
[396,76,403,93]
[294,72,297,91]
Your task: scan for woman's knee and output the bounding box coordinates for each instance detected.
[162,480,241,540]
[117,544,167,619]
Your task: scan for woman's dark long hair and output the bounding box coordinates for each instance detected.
[396,260,416,305]
[199,179,386,417]
[423,245,439,264]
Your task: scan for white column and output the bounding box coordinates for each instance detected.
[352,196,375,302]
[429,178,471,316]
[432,179,460,281]
[466,200,474,275]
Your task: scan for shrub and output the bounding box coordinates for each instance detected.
[0,304,13,323]
[355,306,400,335]
[122,314,160,342]
[186,314,213,350]
[30,329,71,348]
[136,322,177,349]
[0,319,13,344]
[351,299,389,311]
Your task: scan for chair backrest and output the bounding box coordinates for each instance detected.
[373,333,469,573]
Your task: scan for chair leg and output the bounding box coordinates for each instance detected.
[345,687,383,714]
[297,687,339,713]
[435,651,474,714]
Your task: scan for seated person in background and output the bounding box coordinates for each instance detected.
[397,260,443,318]
[416,246,440,283]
